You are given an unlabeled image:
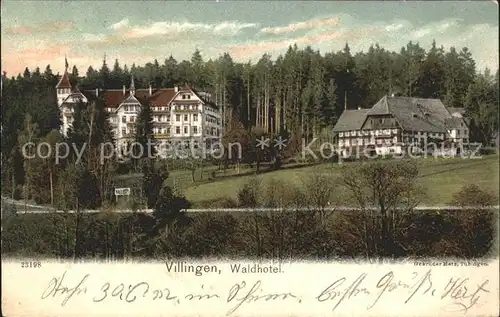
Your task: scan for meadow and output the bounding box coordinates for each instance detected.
[115,154,499,208]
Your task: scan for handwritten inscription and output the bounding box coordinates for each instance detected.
[41,271,89,306]
[441,277,490,313]
[39,269,490,314]
[316,273,370,311]
[226,280,300,315]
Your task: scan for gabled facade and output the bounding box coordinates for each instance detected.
[56,65,221,155]
[333,95,470,158]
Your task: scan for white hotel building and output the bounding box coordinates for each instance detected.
[56,68,222,155]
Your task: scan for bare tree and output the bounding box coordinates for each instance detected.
[302,169,341,225]
[341,160,422,259]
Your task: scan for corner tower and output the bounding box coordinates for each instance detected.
[56,56,72,106]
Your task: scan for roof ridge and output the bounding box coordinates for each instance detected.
[86,87,175,91]
[345,108,368,112]
[391,95,441,102]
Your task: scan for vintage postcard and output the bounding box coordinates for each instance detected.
[1,1,499,316]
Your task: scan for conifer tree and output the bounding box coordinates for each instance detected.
[134,101,156,161]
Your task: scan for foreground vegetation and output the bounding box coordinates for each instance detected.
[3,161,498,260]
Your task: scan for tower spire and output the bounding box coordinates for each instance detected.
[56,55,72,90]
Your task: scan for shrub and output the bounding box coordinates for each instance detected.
[237,178,261,207]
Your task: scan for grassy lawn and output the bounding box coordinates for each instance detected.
[7,155,498,209]
[182,154,499,207]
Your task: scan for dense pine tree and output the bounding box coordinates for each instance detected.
[133,101,156,161]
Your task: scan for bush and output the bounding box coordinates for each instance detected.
[2,183,498,260]
[237,178,261,207]
[479,147,497,156]
[200,197,238,208]
[14,185,23,200]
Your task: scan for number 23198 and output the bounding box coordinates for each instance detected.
[21,261,42,268]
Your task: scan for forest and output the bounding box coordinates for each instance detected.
[1,40,499,260]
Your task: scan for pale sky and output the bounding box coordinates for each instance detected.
[1,1,498,76]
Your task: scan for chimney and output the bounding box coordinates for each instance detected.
[130,74,135,96]
[149,84,152,96]
[123,85,126,95]
[174,86,178,93]
[95,88,99,97]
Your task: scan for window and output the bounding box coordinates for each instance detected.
[176,127,180,134]
[167,128,170,134]
[122,129,126,135]
[193,114,198,122]
[193,126,198,134]
[182,95,186,99]
[176,114,180,122]
[122,116,126,123]
[184,114,188,121]
[184,126,188,134]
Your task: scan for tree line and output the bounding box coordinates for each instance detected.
[3,40,499,143]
